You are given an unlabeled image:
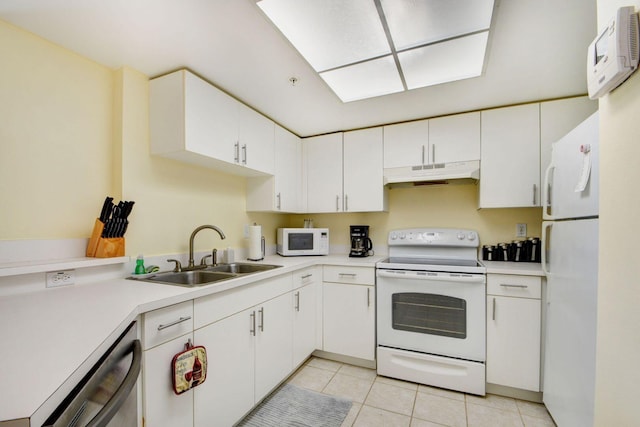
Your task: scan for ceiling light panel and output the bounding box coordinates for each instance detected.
[257,0,390,71]
[380,0,495,50]
[399,31,489,89]
[319,55,403,102]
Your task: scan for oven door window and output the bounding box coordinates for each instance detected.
[392,292,466,339]
[288,233,313,250]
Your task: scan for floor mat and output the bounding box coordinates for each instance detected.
[237,383,352,427]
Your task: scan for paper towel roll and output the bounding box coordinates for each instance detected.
[248,224,264,261]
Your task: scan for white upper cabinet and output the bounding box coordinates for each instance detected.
[428,112,480,163]
[383,119,429,168]
[150,69,274,177]
[343,127,388,212]
[304,129,387,213]
[480,104,541,208]
[304,133,344,213]
[383,112,479,169]
[246,125,301,212]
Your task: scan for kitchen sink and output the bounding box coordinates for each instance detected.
[135,263,282,287]
[207,262,282,274]
[143,270,237,286]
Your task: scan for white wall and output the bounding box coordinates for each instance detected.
[594,1,640,425]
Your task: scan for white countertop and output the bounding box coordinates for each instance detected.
[0,254,383,423]
[481,261,545,276]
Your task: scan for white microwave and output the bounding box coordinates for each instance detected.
[277,228,329,256]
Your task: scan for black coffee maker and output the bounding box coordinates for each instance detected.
[349,225,373,257]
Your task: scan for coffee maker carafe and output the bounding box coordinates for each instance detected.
[349,225,373,257]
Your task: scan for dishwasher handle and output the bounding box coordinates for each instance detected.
[88,339,142,427]
[377,269,485,283]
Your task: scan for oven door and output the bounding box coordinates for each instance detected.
[377,269,486,362]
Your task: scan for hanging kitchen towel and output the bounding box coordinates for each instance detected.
[171,340,207,395]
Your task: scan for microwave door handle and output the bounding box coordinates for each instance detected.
[87,340,142,427]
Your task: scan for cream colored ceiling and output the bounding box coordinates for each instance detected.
[0,0,596,137]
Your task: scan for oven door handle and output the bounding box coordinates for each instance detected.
[377,270,485,283]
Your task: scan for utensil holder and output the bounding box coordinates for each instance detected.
[86,218,125,258]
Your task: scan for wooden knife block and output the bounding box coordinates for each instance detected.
[86,219,125,258]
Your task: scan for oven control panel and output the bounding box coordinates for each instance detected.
[388,228,479,247]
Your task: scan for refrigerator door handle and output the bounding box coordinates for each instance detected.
[542,164,556,220]
[541,221,553,276]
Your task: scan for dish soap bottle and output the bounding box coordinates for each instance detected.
[135,255,146,275]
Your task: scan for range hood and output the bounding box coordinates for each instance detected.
[384,160,480,186]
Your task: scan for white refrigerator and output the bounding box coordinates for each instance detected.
[542,112,599,427]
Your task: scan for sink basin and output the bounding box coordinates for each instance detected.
[207,263,282,274]
[144,270,236,287]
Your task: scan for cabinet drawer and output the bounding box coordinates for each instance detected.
[323,265,374,285]
[293,266,320,289]
[487,274,541,299]
[143,300,193,350]
[194,273,292,329]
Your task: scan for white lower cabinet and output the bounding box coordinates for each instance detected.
[143,333,194,427]
[486,274,542,392]
[293,267,322,368]
[322,266,375,361]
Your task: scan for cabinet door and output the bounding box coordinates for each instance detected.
[304,133,343,212]
[193,308,255,427]
[428,112,480,164]
[323,283,375,361]
[343,127,387,212]
[143,333,194,427]
[238,103,275,175]
[184,70,238,164]
[487,295,541,391]
[480,104,541,208]
[254,292,294,401]
[383,119,429,168]
[274,125,302,212]
[293,283,317,367]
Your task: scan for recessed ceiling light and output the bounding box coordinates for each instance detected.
[257,0,495,102]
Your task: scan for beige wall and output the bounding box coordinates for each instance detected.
[0,19,286,256]
[594,1,640,425]
[291,184,542,250]
[0,20,114,239]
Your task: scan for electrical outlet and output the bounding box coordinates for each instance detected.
[516,223,527,237]
[46,270,75,288]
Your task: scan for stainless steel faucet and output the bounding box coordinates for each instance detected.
[188,225,226,268]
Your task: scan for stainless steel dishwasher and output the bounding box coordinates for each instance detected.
[42,321,141,427]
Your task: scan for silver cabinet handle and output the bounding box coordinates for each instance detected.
[157,316,191,331]
[492,297,496,321]
[250,311,256,336]
[301,273,313,279]
[421,145,425,165]
[339,273,356,277]
[367,288,371,307]
[234,142,240,163]
[276,192,281,210]
[258,307,264,332]
[295,291,300,312]
[500,283,529,288]
[336,195,340,211]
[345,194,348,211]
[241,144,247,165]
[532,184,537,205]
[432,144,436,164]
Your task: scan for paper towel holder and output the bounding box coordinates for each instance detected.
[248,235,265,261]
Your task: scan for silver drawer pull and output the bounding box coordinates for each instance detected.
[157,316,191,331]
[339,273,357,277]
[301,274,313,279]
[500,283,529,289]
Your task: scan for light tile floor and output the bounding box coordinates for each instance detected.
[286,357,556,427]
